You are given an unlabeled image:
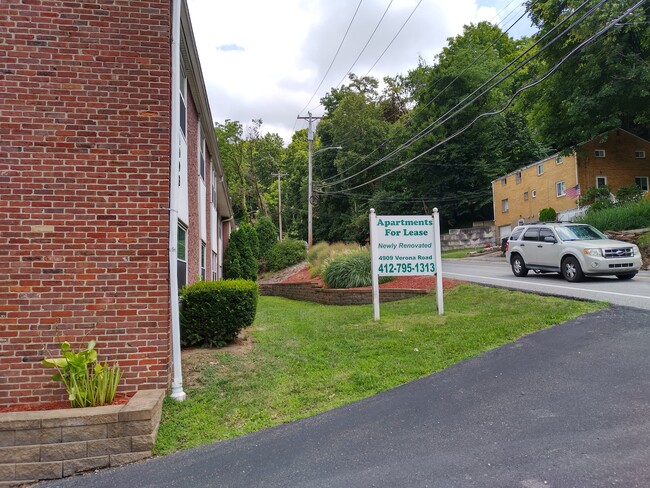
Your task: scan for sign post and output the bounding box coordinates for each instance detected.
[369,209,444,320]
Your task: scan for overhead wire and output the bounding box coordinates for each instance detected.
[317,0,646,196]
[318,0,603,190]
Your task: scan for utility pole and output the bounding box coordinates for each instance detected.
[297,112,322,249]
[272,172,287,240]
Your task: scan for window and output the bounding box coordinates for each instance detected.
[539,228,554,240]
[635,150,646,159]
[177,224,187,290]
[501,199,509,213]
[515,171,522,184]
[556,181,566,197]
[501,177,507,185]
[635,176,649,192]
[211,251,218,281]
[523,228,540,241]
[594,149,605,158]
[523,191,529,201]
[199,127,205,181]
[555,155,563,165]
[537,164,544,176]
[200,241,206,281]
[532,189,537,198]
[596,176,607,188]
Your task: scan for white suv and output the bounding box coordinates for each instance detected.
[505,223,642,282]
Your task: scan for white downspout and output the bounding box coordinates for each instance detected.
[169,0,186,401]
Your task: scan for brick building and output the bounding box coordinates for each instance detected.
[0,0,233,407]
[492,129,650,240]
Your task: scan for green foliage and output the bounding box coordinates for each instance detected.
[265,238,306,272]
[42,341,122,408]
[576,199,650,232]
[539,207,557,222]
[180,280,259,347]
[254,216,277,271]
[307,241,361,278]
[579,185,614,213]
[224,223,259,281]
[616,184,644,204]
[322,249,388,289]
[155,288,604,454]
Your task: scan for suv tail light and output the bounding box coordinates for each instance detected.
[505,242,509,251]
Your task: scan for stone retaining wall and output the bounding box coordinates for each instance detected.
[0,389,165,486]
[441,225,497,251]
[260,282,427,305]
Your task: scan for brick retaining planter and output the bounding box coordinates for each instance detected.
[0,389,165,486]
[260,282,428,305]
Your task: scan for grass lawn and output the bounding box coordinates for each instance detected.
[154,284,605,454]
[441,247,492,258]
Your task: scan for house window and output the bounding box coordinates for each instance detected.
[537,164,544,176]
[177,223,187,290]
[524,191,529,201]
[501,177,507,185]
[594,149,606,158]
[635,150,646,159]
[515,171,522,184]
[635,176,649,192]
[200,241,206,281]
[532,189,537,198]
[199,131,205,181]
[596,176,607,188]
[555,155,563,165]
[211,251,218,281]
[501,199,509,213]
[556,181,566,197]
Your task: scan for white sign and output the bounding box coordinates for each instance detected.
[372,216,436,276]
[369,209,444,320]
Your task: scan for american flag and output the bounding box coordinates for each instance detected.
[566,184,581,199]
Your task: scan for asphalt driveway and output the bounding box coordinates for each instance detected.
[39,306,650,488]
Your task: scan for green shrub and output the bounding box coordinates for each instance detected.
[539,207,557,222]
[579,185,613,211]
[307,241,361,278]
[321,249,392,288]
[180,280,259,347]
[254,217,277,269]
[576,199,650,231]
[224,223,259,281]
[266,238,307,272]
[616,184,643,204]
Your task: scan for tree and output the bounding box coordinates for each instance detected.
[223,223,259,281]
[254,216,277,270]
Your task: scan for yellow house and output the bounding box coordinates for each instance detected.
[492,129,650,239]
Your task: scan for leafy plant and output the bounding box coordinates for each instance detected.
[321,249,392,288]
[42,341,122,408]
[266,238,306,271]
[576,199,650,232]
[538,207,557,222]
[254,217,278,271]
[224,223,259,281]
[616,184,643,204]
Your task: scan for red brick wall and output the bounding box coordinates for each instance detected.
[186,93,200,284]
[0,1,173,406]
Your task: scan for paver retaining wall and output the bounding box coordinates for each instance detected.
[0,389,165,486]
[259,282,427,305]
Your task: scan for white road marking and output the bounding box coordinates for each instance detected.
[443,272,650,302]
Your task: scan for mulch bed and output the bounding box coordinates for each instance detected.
[0,395,131,414]
[281,266,462,291]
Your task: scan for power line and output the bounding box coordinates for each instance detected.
[318,0,602,190]
[317,0,645,195]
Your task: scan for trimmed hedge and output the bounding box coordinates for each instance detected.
[266,238,307,272]
[180,279,259,347]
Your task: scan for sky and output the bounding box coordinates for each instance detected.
[186,0,534,146]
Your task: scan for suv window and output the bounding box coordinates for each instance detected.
[556,225,607,241]
[539,228,554,241]
[509,228,524,240]
[523,228,540,241]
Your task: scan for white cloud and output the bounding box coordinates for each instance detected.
[187,0,530,145]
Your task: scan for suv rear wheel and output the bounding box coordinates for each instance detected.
[511,254,529,277]
[562,256,584,282]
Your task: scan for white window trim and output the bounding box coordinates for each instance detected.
[596,176,607,188]
[594,149,606,158]
[556,180,566,197]
[555,155,563,165]
[523,191,529,201]
[537,164,544,176]
[515,172,522,184]
[532,189,537,198]
[635,150,646,159]
[635,176,649,192]
[501,199,509,213]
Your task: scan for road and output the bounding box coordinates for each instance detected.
[442,256,650,310]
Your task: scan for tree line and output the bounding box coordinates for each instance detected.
[215,0,650,243]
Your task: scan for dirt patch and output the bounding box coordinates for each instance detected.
[0,395,130,414]
[181,332,254,388]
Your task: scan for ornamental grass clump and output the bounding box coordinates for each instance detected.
[42,340,122,408]
[322,248,392,288]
